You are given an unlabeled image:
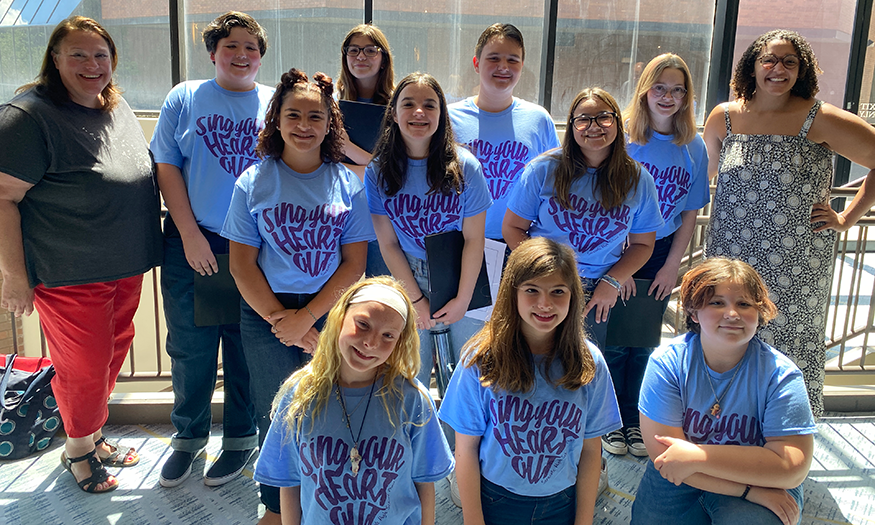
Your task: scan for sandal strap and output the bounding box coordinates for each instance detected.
[67,449,100,464]
[78,455,112,493]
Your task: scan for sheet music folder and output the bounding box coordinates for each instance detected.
[193,254,241,327]
[424,230,492,317]
[338,100,386,154]
[604,278,670,348]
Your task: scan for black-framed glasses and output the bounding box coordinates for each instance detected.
[758,53,800,70]
[344,45,382,58]
[649,84,687,100]
[571,112,617,131]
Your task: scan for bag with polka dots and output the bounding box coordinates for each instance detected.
[0,354,62,460]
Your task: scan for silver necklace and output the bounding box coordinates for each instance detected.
[334,376,377,476]
[704,360,742,419]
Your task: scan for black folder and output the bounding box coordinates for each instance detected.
[605,279,670,348]
[193,254,241,327]
[424,230,492,316]
[338,100,386,155]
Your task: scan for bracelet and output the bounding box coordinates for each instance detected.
[599,274,622,291]
[303,305,318,322]
[740,485,752,500]
[412,294,425,304]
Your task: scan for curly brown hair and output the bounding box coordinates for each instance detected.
[256,69,345,163]
[731,29,822,101]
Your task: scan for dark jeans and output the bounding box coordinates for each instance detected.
[239,294,324,514]
[162,222,257,453]
[603,233,673,427]
[481,476,575,525]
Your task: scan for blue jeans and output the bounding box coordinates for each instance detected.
[407,254,484,388]
[481,476,575,525]
[240,294,324,514]
[603,234,673,427]
[365,239,391,277]
[161,232,257,453]
[631,461,804,525]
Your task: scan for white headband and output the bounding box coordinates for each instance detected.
[349,284,409,323]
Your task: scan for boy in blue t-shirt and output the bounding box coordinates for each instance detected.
[448,23,560,241]
[150,11,274,490]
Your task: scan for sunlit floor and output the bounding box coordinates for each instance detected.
[1,414,873,524]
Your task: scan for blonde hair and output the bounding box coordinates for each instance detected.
[624,53,697,146]
[272,276,429,438]
[462,238,595,392]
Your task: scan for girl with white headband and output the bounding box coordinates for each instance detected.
[254,276,454,524]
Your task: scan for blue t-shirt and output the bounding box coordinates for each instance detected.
[254,376,454,524]
[365,148,492,260]
[439,344,622,497]
[640,333,816,445]
[150,79,275,233]
[626,132,710,240]
[449,97,560,239]
[506,154,664,278]
[221,158,375,294]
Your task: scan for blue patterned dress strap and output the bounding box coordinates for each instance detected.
[798,100,823,138]
[722,103,732,135]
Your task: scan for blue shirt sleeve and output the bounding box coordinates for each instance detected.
[221,167,262,249]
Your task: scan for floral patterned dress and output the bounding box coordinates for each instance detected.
[705,100,835,418]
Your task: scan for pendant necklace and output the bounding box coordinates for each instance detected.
[704,359,742,419]
[335,375,377,476]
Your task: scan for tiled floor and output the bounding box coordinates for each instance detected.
[1,414,873,524]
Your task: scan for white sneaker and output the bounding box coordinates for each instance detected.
[598,457,608,495]
[448,471,462,508]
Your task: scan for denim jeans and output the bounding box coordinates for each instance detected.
[603,234,673,427]
[365,239,391,277]
[631,461,804,525]
[240,294,324,514]
[481,476,575,525]
[162,232,257,453]
[407,254,484,388]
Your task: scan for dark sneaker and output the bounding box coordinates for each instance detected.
[625,426,648,457]
[159,448,204,488]
[204,449,256,487]
[601,429,627,455]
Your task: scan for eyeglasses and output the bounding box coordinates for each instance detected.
[649,84,687,100]
[758,53,800,70]
[571,112,617,131]
[344,45,382,58]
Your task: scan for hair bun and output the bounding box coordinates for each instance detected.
[281,68,308,87]
[312,72,335,98]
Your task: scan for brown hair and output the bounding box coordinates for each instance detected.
[17,16,121,111]
[680,258,778,334]
[474,23,525,61]
[463,237,594,392]
[731,29,821,102]
[256,68,345,163]
[372,72,464,197]
[624,53,697,146]
[337,24,395,105]
[202,11,267,57]
[551,87,640,210]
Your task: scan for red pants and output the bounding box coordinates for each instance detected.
[33,274,143,438]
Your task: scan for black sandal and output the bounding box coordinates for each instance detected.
[61,449,119,493]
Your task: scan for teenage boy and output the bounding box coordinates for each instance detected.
[449,23,560,242]
[150,11,274,488]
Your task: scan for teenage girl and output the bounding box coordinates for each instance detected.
[601,54,711,458]
[254,276,454,524]
[221,69,373,524]
[365,72,492,388]
[503,87,664,350]
[439,237,622,525]
[632,258,815,525]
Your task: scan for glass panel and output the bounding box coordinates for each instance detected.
[0,0,172,111]
[372,0,544,105]
[183,1,362,94]
[855,1,875,127]
[552,0,715,123]
[734,0,855,109]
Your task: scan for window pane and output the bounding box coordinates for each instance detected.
[0,0,172,111]
[373,1,544,105]
[734,0,854,109]
[552,0,715,123]
[183,1,362,93]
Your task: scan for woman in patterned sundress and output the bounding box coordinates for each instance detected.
[703,29,875,418]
